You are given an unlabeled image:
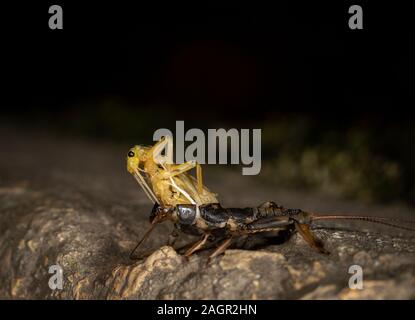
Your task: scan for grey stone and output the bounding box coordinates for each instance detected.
[1,129,414,299]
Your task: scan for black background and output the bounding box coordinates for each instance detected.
[3,1,414,120]
[1,300,413,318]
[2,1,415,202]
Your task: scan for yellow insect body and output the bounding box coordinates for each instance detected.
[127,137,218,206]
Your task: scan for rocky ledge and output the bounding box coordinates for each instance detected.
[0,129,414,299]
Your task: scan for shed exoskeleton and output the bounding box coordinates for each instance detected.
[126,135,218,207]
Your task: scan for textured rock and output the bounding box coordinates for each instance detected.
[1,129,415,299]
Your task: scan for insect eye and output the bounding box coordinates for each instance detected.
[128,151,135,158]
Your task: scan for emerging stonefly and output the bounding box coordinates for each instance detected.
[127,136,415,262]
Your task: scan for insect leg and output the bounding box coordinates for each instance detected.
[131,228,181,260]
[294,221,329,254]
[150,135,173,164]
[168,160,197,176]
[175,239,200,254]
[129,222,158,260]
[167,160,203,194]
[157,160,200,205]
[196,162,203,194]
[184,233,210,257]
[206,237,233,263]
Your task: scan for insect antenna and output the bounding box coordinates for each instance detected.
[310,214,415,232]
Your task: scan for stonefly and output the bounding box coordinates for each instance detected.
[127,137,415,261]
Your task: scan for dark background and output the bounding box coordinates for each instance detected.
[2,1,415,203]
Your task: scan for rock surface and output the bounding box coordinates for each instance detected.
[1,128,415,299]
